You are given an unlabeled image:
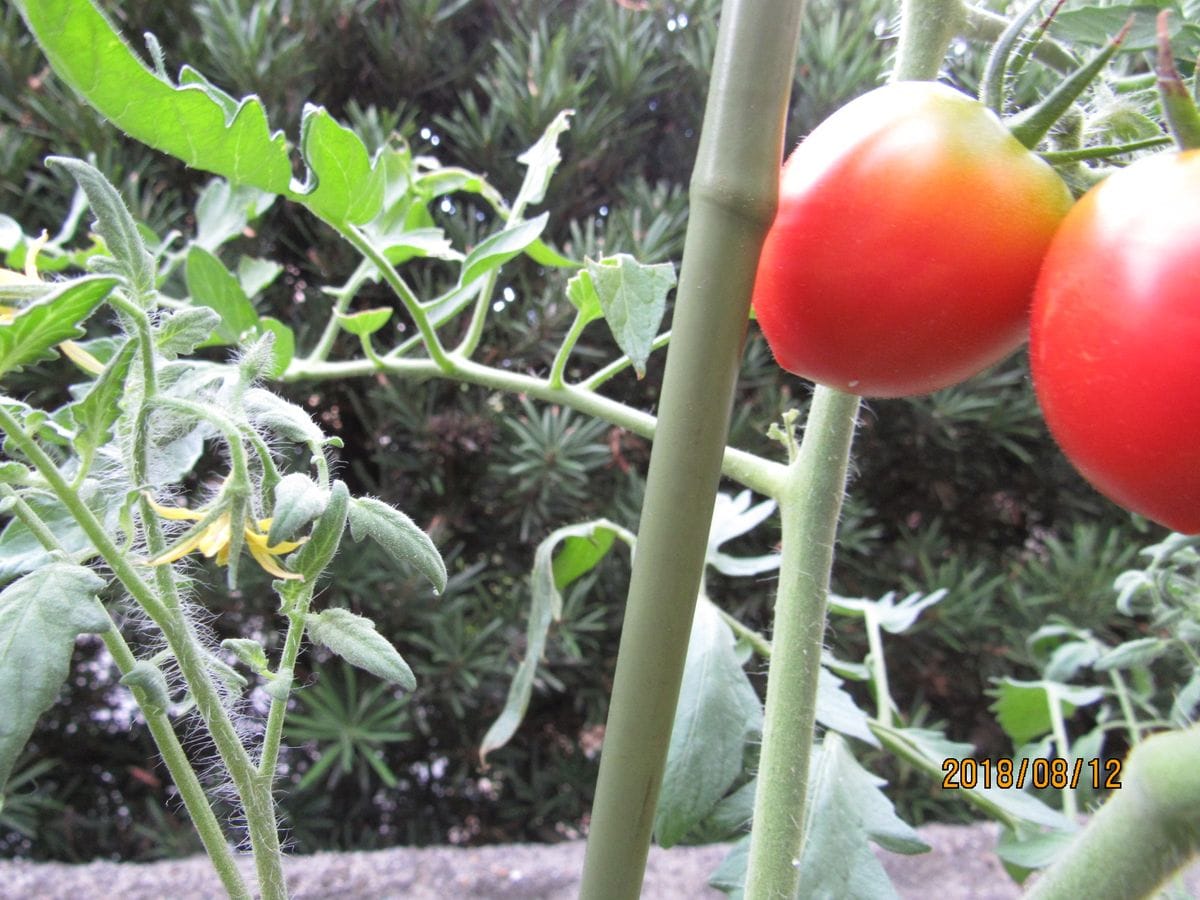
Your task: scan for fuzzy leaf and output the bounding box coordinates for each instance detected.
[255,317,294,378]
[68,339,135,460]
[564,267,604,325]
[244,388,324,446]
[119,660,170,714]
[268,473,328,545]
[153,307,222,359]
[13,0,383,224]
[222,638,269,674]
[287,480,349,584]
[237,257,283,299]
[0,564,110,791]
[347,497,446,594]
[306,607,415,690]
[0,485,120,583]
[654,597,763,848]
[185,246,257,343]
[587,254,675,378]
[0,276,116,378]
[46,158,154,297]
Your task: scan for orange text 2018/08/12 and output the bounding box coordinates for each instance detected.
[940,757,1123,791]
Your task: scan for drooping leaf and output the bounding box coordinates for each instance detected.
[654,597,763,848]
[0,564,110,791]
[480,520,629,762]
[306,607,415,690]
[587,254,676,378]
[13,0,384,224]
[119,660,170,714]
[0,276,117,378]
[347,496,446,594]
[185,246,258,343]
[513,109,573,211]
[244,388,324,447]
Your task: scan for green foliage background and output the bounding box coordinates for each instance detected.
[0,0,1158,860]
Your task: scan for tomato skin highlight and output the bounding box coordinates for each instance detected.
[751,81,1074,398]
[1031,150,1200,534]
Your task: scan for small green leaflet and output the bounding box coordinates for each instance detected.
[567,255,676,379]
[990,679,1105,746]
[0,276,117,379]
[306,607,415,691]
[68,338,135,461]
[14,0,384,225]
[0,564,110,792]
[459,214,549,287]
[185,246,258,344]
[347,497,447,594]
[267,473,329,546]
[336,308,393,338]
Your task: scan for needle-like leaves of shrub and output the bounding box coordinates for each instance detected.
[346,496,446,594]
[14,0,384,226]
[0,563,110,791]
[305,607,416,691]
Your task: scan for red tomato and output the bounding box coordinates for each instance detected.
[1031,150,1200,534]
[751,81,1074,397]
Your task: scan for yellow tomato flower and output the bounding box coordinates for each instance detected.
[145,494,307,581]
[0,231,104,375]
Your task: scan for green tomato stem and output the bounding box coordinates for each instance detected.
[548,308,593,389]
[1047,686,1078,820]
[893,0,967,83]
[743,387,860,900]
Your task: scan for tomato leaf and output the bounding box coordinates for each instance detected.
[587,254,676,379]
[256,317,294,378]
[654,597,763,848]
[153,307,222,359]
[459,213,549,287]
[68,338,135,461]
[13,0,383,225]
[989,679,1105,745]
[0,276,117,379]
[0,564,110,792]
[513,109,572,211]
[267,473,328,546]
[185,246,258,344]
[194,179,276,253]
[346,496,446,594]
[335,308,393,338]
[305,607,415,690]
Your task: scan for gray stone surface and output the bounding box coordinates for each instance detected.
[2,823,1197,899]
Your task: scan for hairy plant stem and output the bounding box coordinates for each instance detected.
[743,388,860,899]
[0,400,287,900]
[895,0,967,82]
[0,484,251,900]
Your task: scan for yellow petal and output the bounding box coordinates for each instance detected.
[59,340,106,376]
[196,513,232,558]
[146,531,207,567]
[144,493,207,522]
[243,524,306,555]
[247,539,304,581]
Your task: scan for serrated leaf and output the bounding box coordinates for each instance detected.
[1051,7,1200,56]
[795,735,930,899]
[306,607,415,690]
[296,103,385,225]
[816,667,879,747]
[990,679,1105,745]
[68,339,135,460]
[244,388,324,446]
[194,178,275,252]
[655,597,762,848]
[459,213,549,287]
[153,306,222,359]
[347,497,446,593]
[872,724,1072,831]
[0,276,116,378]
[0,563,110,790]
[587,254,675,378]
[46,158,154,296]
[268,473,328,545]
[480,520,626,762]
[706,490,779,577]
[336,308,393,338]
[13,0,383,224]
[185,246,257,343]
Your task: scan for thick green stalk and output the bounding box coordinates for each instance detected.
[743,388,859,899]
[1027,725,1200,899]
[895,0,967,81]
[577,1,805,897]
